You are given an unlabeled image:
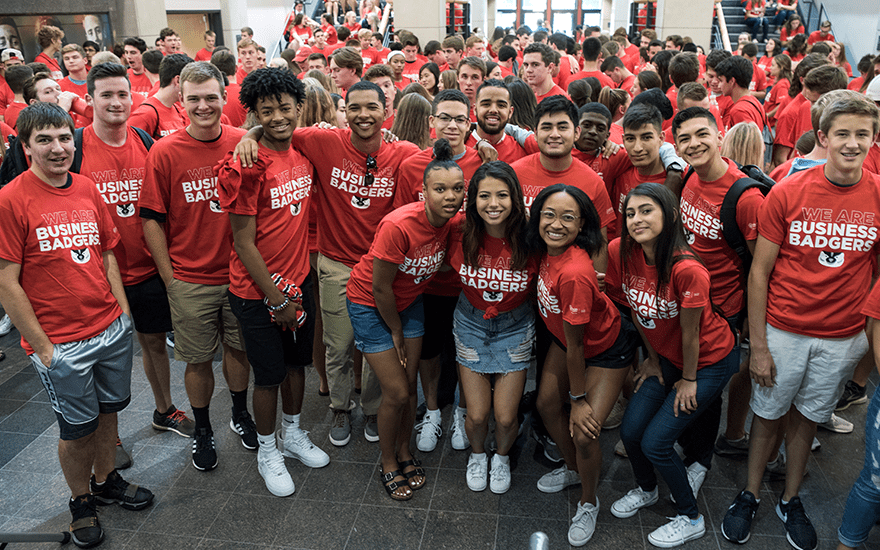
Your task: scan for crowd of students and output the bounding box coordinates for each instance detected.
[1,9,880,550]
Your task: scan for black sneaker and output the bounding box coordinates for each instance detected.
[721,490,760,544]
[69,493,103,548]
[192,427,218,471]
[90,470,154,510]
[229,408,258,450]
[714,433,750,457]
[152,407,195,437]
[776,496,817,550]
[835,380,867,412]
[165,331,175,348]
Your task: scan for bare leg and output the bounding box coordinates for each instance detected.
[724,351,752,441]
[458,364,491,454]
[59,433,97,497]
[185,360,214,408]
[309,262,329,395]
[745,414,784,496]
[92,413,118,483]
[139,331,172,413]
[222,344,250,393]
[353,350,363,393]
[281,367,305,416]
[782,407,815,501]
[252,384,279,435]
[492,370,527,456]
[535,343,577,471]
[419,356,441,410]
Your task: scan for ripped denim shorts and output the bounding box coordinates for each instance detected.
[452,294,534,374]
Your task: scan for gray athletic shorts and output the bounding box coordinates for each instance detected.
[30,313,133,440]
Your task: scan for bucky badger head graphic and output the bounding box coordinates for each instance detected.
[209,200,223,213]
[413,275,429,285]
[684,228,695,245]
[290,202,302,216]
[483,290,503,302]
[71,248,90,264]
[637,314,656,330]
[116,203,135,218]
[818,251,844,268]
[351,196,370,209]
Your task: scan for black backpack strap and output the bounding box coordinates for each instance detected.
[71,127,84,174]
[131,126,155,150]
[0,135,32,187]
[720,177,770,265]
[682,166,696,187]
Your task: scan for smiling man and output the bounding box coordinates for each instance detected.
[139,61,255,472]
[465,79,529,163]
[217,68,329,497]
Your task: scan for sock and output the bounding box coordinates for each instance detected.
[781,498,789,506]
[282,413,300,429]
[192,405,210,430]
[230,389,248,417]
[456,406,467,417]
[471,452,487,462]
[257,432,276,452]
[494,454,510,464]
[158,405,176,417]
[690,462,708,475]
[690,516,702,525]
[92,479,105,489]
[425,408,440,420]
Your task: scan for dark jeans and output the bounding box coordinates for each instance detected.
[620,346,740,518]
[771,9,792,28]
[746,17,769,41]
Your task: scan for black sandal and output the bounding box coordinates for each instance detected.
[379,468,412,501]
[399,457,426,490]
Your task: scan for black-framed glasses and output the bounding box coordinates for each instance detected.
[435,113,469,126]
[364,154,377,186]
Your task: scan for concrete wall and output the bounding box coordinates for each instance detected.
[656,0,715,51]
[816,0,879,65]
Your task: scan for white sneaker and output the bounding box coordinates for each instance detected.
[647,515,705,548]
[416,410,442,452]
[611,487,659,518]
[614,439,628,458]
[818,412,853,434]
[278,429,330,468]
[568,498,599,547]
[0,314,12,336]
[489,454,510,494]
[670,462,708,504]
[466,453,487,492]
[451,408,469,450]
[257,446,295,497]
[537,465,580,493]
[603,396,628,430]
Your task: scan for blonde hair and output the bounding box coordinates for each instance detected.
[721,122,764,167]
[300,79,338,127]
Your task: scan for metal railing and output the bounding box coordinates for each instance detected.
[629,0,657,35]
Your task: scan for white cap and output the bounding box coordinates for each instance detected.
[1,48,23,63]
[865,76,880,102]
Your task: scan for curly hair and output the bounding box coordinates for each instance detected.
[239,67,306,112]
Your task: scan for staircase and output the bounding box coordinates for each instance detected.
[713,0,782,52]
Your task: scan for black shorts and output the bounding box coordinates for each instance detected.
[124,274,173,334]
[228,277,316,387]
[420,293,458,360]
[549,315,637,370]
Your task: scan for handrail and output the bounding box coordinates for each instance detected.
[714,0,732,52]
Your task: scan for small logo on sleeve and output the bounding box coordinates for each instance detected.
[210,200,223,213]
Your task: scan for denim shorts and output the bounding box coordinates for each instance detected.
[346,296,425,354]
[453,295,535,374]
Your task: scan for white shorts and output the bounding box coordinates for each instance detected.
[750,323,868,423]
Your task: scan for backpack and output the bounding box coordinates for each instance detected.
[743,97,774,168]
[0,126,154,187]
[682,161,775,271]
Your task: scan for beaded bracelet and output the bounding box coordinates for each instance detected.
[266,296,290,312]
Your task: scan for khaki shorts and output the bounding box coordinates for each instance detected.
[167,278,243,363]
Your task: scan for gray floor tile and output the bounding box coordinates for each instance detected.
[0,371,45,401]
[122,532,202,549]
[0,471,56,516]
[138,487,230,537]
[292,460,373,503]
[174,451,253,492]
[0,398,26,424]
[494,516,571,550]
[345,504,426,550]
[0,401,59,435]
[205,493,293,546]
[0,435,61,476]
[0,431,37,469]
[497,473,568,520]
[274,499,357,548]
[419,510,497,550]
[428,467,500,514]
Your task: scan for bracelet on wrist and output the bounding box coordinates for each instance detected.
[266,296,290,312]
[569,391,587,402]
[681,376,696,382]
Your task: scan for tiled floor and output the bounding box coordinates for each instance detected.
[1,326,878,550]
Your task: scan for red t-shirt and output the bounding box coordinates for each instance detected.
[749,63,767,93]
[34,52,63,79]
[774,93,810,150]
[680,158,763,317]
[537,245,620,357]
[769,157,796,181]
[139,125,247,284]
[346,202,459,310]
[863,144,880,175]
[126,71,152,99]
[861,279,880,319]
[222,82,247,128]
[80,125,156,286]
[129,96,188,140]
[572,146,631,190]
[569,69,615,90]
[446,220,537,314]
[727,94,766,130]
[756,55,773,81]
[0,77,12,117]
[511,154,615,228]
[715,95,734,129]
[194,48,213,62]
[217,144,314,298]
[606,239,734,368]
[807,30,834,46]
[779,25,804,44]
[4,101,27,130]
[291,127,421,267]
[402,58,427,82]
[758,165,880,338]
[465,133,528,164]
[619,74,637,97]
[847,76,865,92]
[394,147,483,207]
[607,166,667,239]
[624,45,640,72]
[0,121,15,151]
[59,77,88,99]
[321,23,338,45]
[0,170,122,353]
[535,84,569,104]
[764,78,790,127]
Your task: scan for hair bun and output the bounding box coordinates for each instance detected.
[433,138,454,162]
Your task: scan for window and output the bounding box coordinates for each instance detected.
[494,0,604,35]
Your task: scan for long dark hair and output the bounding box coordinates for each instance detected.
[463,162,530,270]
[619,183,699,290]
[526,184,604,257]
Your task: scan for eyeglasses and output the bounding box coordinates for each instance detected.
[435,113,469,126]
[364,154,377,186]
[539,210,580,224]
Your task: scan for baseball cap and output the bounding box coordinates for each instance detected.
[1,48,23,63]
[293,46,313,63]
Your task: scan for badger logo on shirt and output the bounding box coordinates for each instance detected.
[210,200,223,213]
[71,248,90,264]
[116,203,135,218]
[637,314,656,330]
[483,290,503,302]
[413,274,430,285]
[351,196,371,209]
[685,228,695,245]
[290,202,302,216]
[818,251,844,268]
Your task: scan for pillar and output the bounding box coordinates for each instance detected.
[656,0,715,49]
[395,0,447,44]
